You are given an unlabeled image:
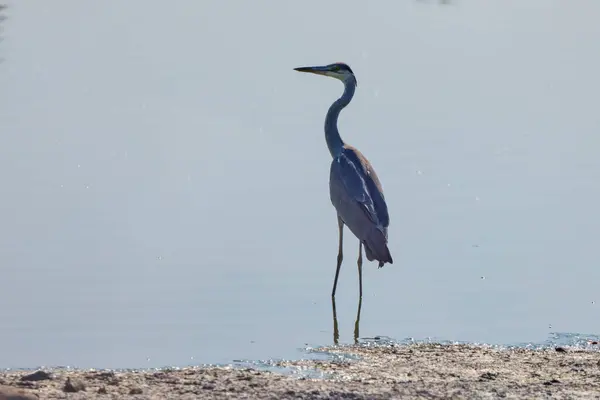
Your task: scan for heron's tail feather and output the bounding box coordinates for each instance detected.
[363,227,393,268]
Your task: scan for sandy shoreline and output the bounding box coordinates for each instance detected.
[2,343,600,399]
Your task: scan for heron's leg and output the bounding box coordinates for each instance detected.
[331,295,340,345]
[357,242,363,298]
[332,216,344,298]
[354,295,363,344]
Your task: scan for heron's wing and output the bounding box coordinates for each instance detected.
[329,150,380,227]
[343,147,390,228]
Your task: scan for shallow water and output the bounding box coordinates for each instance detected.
[1,0,600,369]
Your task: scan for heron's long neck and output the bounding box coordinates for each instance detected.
[325,79,356,158]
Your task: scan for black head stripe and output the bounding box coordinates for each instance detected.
[335,63,354,74]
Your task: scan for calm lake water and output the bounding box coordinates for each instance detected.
[1,0,600,369]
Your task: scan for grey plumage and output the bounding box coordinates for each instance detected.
[329,145,392,266]
[294,62,393,298]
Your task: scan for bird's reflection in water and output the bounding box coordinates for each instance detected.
[331,295,363,345]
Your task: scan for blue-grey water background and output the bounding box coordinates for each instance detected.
[1,0,600,369]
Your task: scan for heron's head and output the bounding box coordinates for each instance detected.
[294,62,357,86]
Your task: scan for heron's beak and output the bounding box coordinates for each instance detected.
[294,66,329,76]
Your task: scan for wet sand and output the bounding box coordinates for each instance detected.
[2,343,600,399]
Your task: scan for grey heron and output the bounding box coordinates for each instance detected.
[294,62,393,299]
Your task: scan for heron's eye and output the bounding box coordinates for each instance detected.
[331,65,340,72]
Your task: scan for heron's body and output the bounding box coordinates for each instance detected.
[330,144,392,266]
[294,62,393,298]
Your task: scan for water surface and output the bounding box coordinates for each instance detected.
[1,0,600,369]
